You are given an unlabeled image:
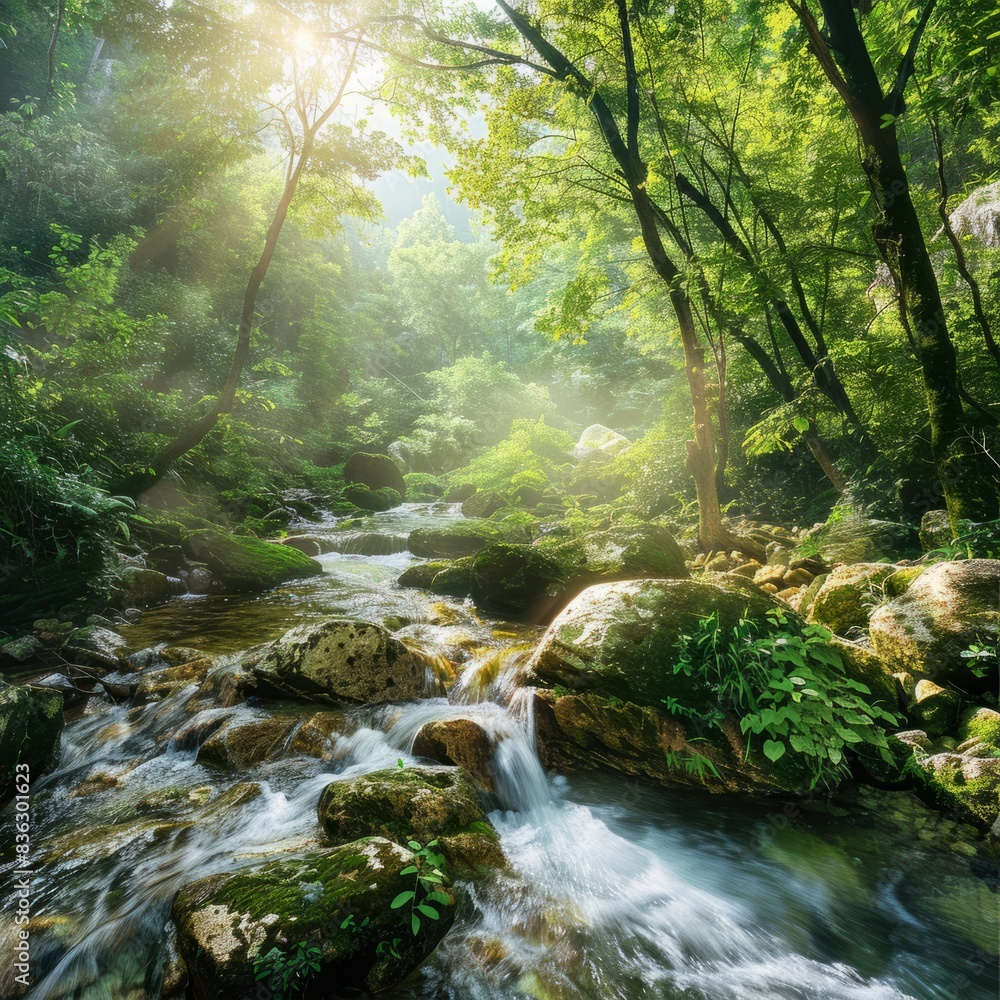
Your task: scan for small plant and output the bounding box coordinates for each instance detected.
[960,635,999,680]
[668,609,901,789]
[389,839,451,938]
[254,941,323,999]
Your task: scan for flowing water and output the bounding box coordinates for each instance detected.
[1,504,997,1000]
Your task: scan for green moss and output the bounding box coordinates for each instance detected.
[182,529,323,592]
[957,706,1000,752]
[408,520,507,558]
[0,680,63,799]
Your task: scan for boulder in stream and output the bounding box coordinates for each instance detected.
[0,679,63,803]
[172,838,453,999]
[245,619,442,704]
[181,529,323,593]
[317,765,505,873]
[412,719,497,793]
[407,519,508,559]
[344,451,406,497]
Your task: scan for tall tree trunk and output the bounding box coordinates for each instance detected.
[45,0,66,100]
[792,0,998,527]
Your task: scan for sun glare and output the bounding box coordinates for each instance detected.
[293,28,317,52]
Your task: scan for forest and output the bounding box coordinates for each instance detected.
[0,0,998,998]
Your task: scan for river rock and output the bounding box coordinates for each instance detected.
[828,638,898,710]
[62,625,127,669]
[868,559,999,692]
[408,520,507,559]
[461,490,508,519]
[956,706,1000,756]
[181,529,323,593]
[0,634,45,667]
[197,712,345,769]
[172,838,453,999]
[525,578,777,707]
[0,680,63,802]
[317,765,505,873]
[807,563,899,635]
[412,719,497,792]
[344,451,406,497]
[469,543,565,620]
[117,566,181,608]
[245,619,440,705]
[913,753,1000,831]
[907,679,960,738]
[343,483,402,511]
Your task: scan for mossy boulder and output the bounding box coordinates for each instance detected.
[532,690,812,795]
[913,754,1000,831]
[0,680,63,803]
[343,483,402,511]
[807,563,899,635]
[172,838,453,999]
[62,625,127,669]
[317,765,505,873]
[828,638,898,710]
[957,706,1000,756]
[797,515,919,563]
[397,558,474,597]
[181,529,323,593]
[461,490,508,519]
[868,559,999,693]
[197,712,345,770]
[525,578,778,709]
[407,520,506,559]
[572,423,630,459]
[907,679,960,738]
[412,719,497,793]
[344,451,406,497]
[0,634,45,668]
[245,619,441,705]
[469,543,565,620]
[117,567,181,608]
[540,524,689,597]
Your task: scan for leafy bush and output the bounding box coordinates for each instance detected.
[667,609,900,788]
[449,417,573,493]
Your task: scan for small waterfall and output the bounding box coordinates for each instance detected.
[323,531,411,556]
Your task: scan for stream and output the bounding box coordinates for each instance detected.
[1,503,997,1000]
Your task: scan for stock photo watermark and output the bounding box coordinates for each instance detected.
[10,764,33,989]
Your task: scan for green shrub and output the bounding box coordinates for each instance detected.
[667,609,900,789]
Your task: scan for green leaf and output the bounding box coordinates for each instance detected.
[763,739,786,762]
[399,865,419,875]
[391,891,415,909]
[411,913,421,935]
[425,891,451,905]
[417,903,440,919]
[792,415,810,433]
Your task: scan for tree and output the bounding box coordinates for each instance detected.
[788,0,999,527]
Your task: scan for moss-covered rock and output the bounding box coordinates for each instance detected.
[0,680,63,803]
[540,524,688,597]
[461,490,508,519]
[408,520,507,559]
[807,563,898,635]
[525,578,777,709]
[317,765,505,874]
[469,543,565,620]
[412,719,497,793]
[907,679,960,738]
[196,712,345,770]
[117,567,181,608]
[62,625,127,669]
[828,638,898,710]
[956,706,1000,756]
[868,559,999,693]
[172,838,453,999]
[913,753,1000,831]
[0,634,45,668]
[245,619,441,705]
[342,483,401,511]
[344,451,406,497]
[181,529,323,593]
[884,565,926,598]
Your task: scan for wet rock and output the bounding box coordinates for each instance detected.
[0,680,63,802]
[807,563,898,635]
[868,559,999,693]
[181,529,323,593]
[907,679,960,738]
[62,625,127,669]
[913,753,1000,831]
[279,534,340,556]
[197,711,345,770]
[245,619,440,705]
[397,559,473,598]
[0,634,45,667]
[344,451,406,497]
[413,719,497,792]
[343,483,401,511]
[172,838,453,999]
[408,520,508,559]
[117,567,180,608]
[133,658,213,703]
[470,543,565,620]
[317,765,504,874]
